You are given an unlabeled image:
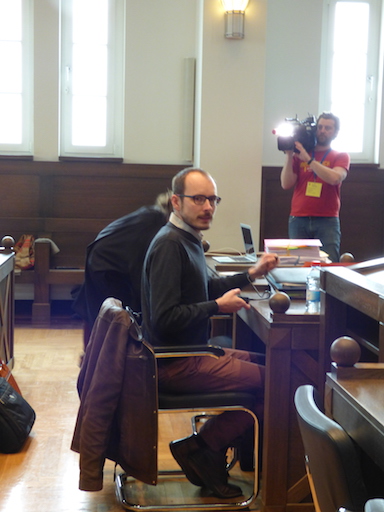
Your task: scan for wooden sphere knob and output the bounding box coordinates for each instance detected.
[202,240,210,253]
[340,252,355,263]
[1,236,15,252]
[269,292,291,314]
[330,336,361,367]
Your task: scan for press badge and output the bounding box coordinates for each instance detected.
[305,181,322,197]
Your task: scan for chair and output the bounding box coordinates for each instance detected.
[294,384,368,512]
[365,499,384,512]
[86,299,259,511]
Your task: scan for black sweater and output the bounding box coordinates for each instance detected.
[141,222,249,347]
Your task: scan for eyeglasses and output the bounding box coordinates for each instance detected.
[177,194,222,206]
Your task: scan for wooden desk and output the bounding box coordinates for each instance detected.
[320,258,384,374]
[325,369,384,474]
[235,295,320,512]
[0,250,15,367]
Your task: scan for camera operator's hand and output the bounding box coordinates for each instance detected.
[294,141,310,162]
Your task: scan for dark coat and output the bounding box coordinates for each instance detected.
[72,206,168,327]
[71,298,158,491]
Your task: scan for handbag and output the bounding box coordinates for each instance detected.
[0,377,36,453]
[0,360,22,395]
[14,234,35,270]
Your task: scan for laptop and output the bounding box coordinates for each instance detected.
[212,224,257,264]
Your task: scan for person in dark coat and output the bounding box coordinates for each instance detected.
[72,192,172,335]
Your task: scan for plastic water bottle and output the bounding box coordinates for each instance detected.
[306,264,321,313]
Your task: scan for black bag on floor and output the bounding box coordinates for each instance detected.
[0,377,36,453]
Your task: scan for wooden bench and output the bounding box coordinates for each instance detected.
[6,237,84,324]
[0,160,185,323]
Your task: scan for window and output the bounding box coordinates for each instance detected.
[320,0,382,162]
[0,0,33,156]
[60,0,125,158]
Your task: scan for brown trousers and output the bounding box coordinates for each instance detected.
[158,348,264,451]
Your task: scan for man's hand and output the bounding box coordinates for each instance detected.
[215,288,251,314]
[247,252,279,281]
[294,141,310,162]
[295,141,347,185]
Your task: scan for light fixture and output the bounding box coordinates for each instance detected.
[221,0,250,39]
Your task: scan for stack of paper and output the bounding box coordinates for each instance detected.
[264,239,327,266]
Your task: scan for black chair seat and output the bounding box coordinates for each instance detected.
[159,391,257,410]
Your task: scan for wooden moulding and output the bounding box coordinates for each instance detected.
[331,361,384,379]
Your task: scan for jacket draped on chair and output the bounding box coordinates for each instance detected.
[71,297,158,491]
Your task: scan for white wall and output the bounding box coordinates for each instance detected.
[262,0,323,166]
[196,0,267,252]
[31,0,268,252]
[30,0,384,256]
[123,0,198,164]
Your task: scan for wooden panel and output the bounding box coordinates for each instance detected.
[260,167,294,248]
[44,217,112,233]
[49,232,94,267]
[260,165,384,262]
[0,160,182,267]
[48,175,170,219]
[0,160,183,322]
[0,176,40,217]
[339,178,384,261]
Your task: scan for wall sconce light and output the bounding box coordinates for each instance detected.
[221,0,250,39]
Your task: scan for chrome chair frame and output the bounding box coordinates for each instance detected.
[115,344,259,512]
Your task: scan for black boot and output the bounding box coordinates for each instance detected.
[188,447,243,498]
[169,434,204,486]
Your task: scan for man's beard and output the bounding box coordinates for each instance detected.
[317,134,332,147]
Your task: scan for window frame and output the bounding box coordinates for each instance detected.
[0,0,33,157]
[319,0,383,163]
[59,0,125,159]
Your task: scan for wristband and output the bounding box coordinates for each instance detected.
[307,157,314,165]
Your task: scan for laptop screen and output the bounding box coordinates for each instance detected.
[240,224,255,256]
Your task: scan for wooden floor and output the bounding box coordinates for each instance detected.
[0,318,260,512]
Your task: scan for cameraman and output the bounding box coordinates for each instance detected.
[280,112,350,262]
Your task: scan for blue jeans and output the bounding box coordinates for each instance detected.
[288,216,341,262]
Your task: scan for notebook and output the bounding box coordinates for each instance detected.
[265,267,313,299]
[212,224,257,264]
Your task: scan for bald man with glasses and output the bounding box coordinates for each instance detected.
[141,167,278,499]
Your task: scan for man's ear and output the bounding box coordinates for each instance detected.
[171,194,180,211]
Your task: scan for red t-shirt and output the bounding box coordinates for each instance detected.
[290,149,350,217]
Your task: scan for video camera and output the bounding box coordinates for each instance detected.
[273,115,317,153]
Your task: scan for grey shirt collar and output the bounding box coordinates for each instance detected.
[169,212,203,241]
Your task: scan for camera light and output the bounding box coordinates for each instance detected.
[274,122,294,137]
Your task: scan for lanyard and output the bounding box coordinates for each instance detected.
[311,148,331,180]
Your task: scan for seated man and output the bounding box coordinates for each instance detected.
[141,167,278,499]
[72,192,172,335]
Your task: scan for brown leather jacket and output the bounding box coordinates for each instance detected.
[71,298,158,491]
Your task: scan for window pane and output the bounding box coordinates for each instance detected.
[0,94,22,144]
[0,0,31,153]
[0,42,22,93]
[328,1,370,155]
[73,0,108,44]
[60,0,124,157]
[69,0,109,149]
[332,104,364,153]
[334,2,369,53]
[72,96,107,146]
[72,44,108,96]
[0,0,22,41]
[332,53,367,101]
